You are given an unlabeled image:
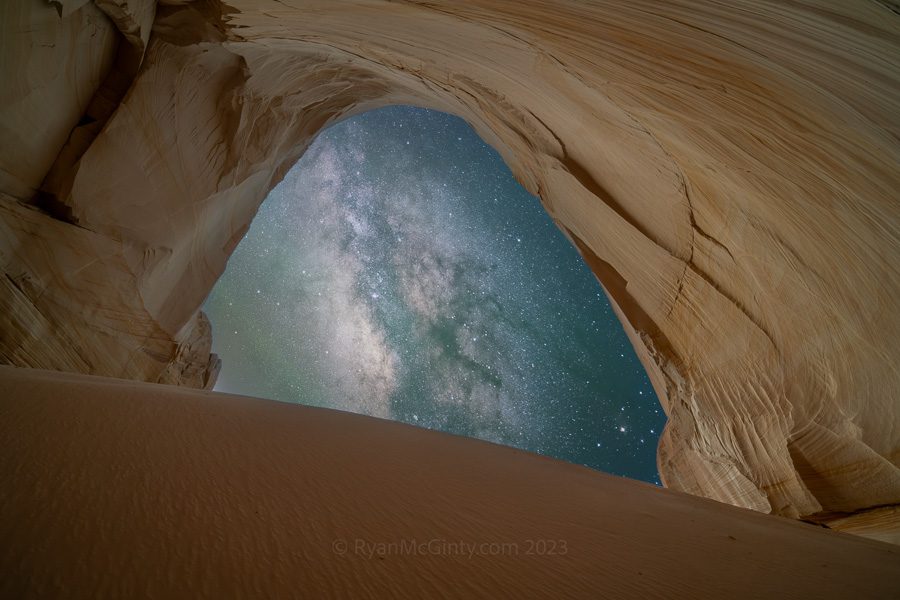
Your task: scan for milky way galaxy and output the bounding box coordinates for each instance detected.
[204,106,666,483]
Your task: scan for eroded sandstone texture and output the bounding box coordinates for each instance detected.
[1,0,899,540]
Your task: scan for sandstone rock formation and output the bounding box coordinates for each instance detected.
[1,0,899,541]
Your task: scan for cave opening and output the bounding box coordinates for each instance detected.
[203,105,666,483]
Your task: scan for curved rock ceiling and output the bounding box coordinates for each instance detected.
[1,0,899,540]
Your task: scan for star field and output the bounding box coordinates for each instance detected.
[204,106,666,484]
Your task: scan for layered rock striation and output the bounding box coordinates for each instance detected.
[1,0,899,538]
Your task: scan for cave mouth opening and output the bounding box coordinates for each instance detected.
[203,105,666,483]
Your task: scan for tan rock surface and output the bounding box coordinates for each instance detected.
[1,0,899,539]
[2,365,899,598]
[0,0,118,198]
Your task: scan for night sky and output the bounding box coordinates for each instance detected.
[204,106,666,484]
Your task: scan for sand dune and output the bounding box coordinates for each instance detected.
[1,366,897,598]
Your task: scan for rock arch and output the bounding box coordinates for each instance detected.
[2,0,899,537]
